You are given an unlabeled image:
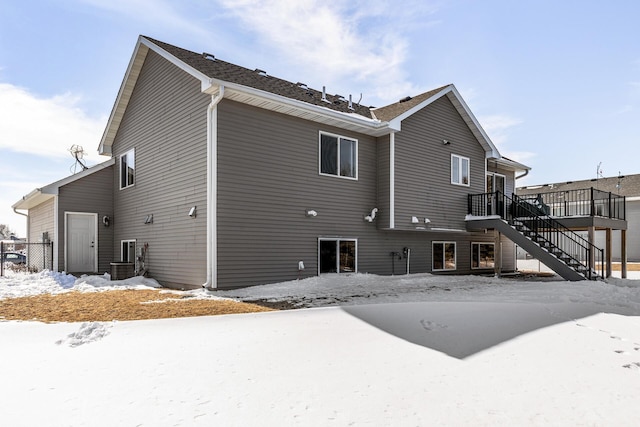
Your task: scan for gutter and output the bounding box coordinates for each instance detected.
[203,85,225,290]
[515,169,529,180]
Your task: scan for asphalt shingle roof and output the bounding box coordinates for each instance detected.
[144,36,454,124]
[144,36,375,118]
[370,85,451,122]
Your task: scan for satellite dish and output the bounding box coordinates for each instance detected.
[69,144,88,173]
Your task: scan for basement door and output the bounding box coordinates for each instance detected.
[66,212,98,273]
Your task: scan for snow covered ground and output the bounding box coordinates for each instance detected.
[1,267,640,425]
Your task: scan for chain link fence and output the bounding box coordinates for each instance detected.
[1,241,54,276]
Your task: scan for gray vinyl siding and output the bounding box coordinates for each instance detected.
[217,100,379,288]
[215,100,499,288]
[28,198,55,244]
[111,49,208,288]
[393,96,486,231]
[57,166,114,273]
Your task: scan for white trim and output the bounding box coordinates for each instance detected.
[388,88,450,130]
[120,239,136,263]
[318,131,358,180]
[12,158,115,210]
[119,149,135,190]
[432,241,457,271]
[451,154,470,187]
[141,37,213,91]
[53,196,59,272]
[98,40,149,155]
[317,238,358,275]
[386,85,500,159]
[204,86,225,289]
[64,212,98,273]
[471,241,495,270]
[486,172,507,193]
[389,133,395,229]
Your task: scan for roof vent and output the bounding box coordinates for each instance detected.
[255,68,267,77]
[399,96,412,103]
[202,52,215,61]
[321,86,330,103]
[296,82,308,90]
[348,95,354,110]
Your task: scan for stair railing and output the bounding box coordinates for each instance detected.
[468,192,604,279]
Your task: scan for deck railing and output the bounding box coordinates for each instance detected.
[468,192,604,279]
[517,188,625,220]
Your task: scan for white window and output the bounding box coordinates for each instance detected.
[319,132,357,179]
[318,238,357,274]
[120,149,135,189]
[471,242,495,269]
[451,154,470,186]
[121,240,136,263]
[432,241,456,271]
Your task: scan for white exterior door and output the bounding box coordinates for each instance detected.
[66,213,97,272]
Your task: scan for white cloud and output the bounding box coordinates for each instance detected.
[216,0,438,105]
[79,0,212,40]
[0,83,106,158]
[477,113,535,164]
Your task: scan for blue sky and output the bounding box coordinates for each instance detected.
[1,0,639,236]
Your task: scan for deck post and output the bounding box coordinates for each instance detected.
[588,226,595,275]
[621,229,627,279]
[606,228,612,278]
[494,230,502,277]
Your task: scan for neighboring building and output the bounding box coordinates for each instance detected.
[17,35,617,288]
[518,174,637,262]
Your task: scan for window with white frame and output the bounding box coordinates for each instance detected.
[451,154,470,186]
[318,239,357,274]
[121,240,136,263]
[120,149,135,189]
[471,242,495,269]
[319,132,357,179]
[432,241,456,271]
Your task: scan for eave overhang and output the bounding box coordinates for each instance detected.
[98,37,392,156]
[12,158,115,211]
[385,85,501,159]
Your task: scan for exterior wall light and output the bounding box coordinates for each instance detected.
[188,206,197,218]
[305,209,318,217]
[144,214,153,224]
[443,139,450,145]
[411,216,419,224]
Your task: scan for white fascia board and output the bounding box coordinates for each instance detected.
[141,37,213,92]
[12,190,54,210]
[206,78,391,136]
[98,37,150,155]
[493,157,531,172]
[447,85,500,159]
[12,158,115,210]
[388,85,452,131]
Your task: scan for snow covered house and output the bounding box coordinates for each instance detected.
[16,35,621,288]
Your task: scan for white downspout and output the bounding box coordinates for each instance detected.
[204,86,225,290]
[13,208,28,241]
[389,132,395,229]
